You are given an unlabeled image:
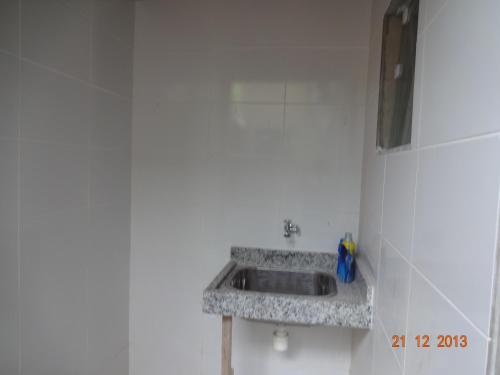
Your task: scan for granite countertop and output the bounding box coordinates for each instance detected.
[202,247,374,329]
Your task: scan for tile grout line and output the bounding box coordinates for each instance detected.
[378,130,500,157]
[88,0,94,85]
[130,146,135,375]
[84,4,93,373]
[418,131,500,152]
[19,57,131,102]
[17,0,22,373]
[130,221,135,375]
[374,155,388,293]
[2,137,90,147]
[0,135,129,151]
[414,0,427,152]
[228,100,345,106]
[421,0,450,35]
[414,20,425,151]
[0,136,19,142]
[401,254,413,374]
[401,151,420,374]
[383,237,491,341]
[379,156,387,236]
[377,315,404,371]
[369,155,388,375]
[485,147,500,374]
[400,13,427,372]
[130,36,136,375]
[58,0,135,49]
[274,79,288,253]
[157,45,371,54]
[282,81,287,140]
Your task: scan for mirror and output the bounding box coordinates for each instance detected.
[377,0,419,150]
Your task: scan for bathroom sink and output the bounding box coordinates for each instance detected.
[203,247,374,328]
[227,267,337,297]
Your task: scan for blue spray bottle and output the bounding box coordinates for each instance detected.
[337,232,356,283]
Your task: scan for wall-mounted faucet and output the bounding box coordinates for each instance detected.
[283,219,300,238]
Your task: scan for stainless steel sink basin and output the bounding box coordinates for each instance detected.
[228,267,337,297]
[203,247,374,328]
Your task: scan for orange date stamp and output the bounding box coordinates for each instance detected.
[392,335,468,349]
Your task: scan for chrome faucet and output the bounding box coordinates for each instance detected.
[283,219,300,238]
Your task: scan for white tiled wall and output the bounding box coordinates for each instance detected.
[352,0,500,374]
[131,1,371,374]
[0,1,133,374]
[0,139,19,374]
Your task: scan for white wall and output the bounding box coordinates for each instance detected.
[131,0,372,374]
[0,1,134,374]
[352,0,500,374]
